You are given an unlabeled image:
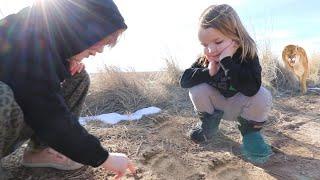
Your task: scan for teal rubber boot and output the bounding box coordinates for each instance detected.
[190,110,223,143]
[238,117,273,164]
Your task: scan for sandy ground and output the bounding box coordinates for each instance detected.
[2,89,320,180]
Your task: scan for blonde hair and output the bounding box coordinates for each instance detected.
[199,4,257,61]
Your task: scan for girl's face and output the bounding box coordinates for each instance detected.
[198,27,233,63]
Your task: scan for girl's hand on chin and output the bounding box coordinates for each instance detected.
[219,41,239,60]
[208,61,220,76]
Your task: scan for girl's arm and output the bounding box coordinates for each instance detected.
[180,62,212,88]
[219,56,262,96]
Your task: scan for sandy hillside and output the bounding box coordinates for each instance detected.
[2,69,320,180]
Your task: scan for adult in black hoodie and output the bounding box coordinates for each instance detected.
[0,0,135,177]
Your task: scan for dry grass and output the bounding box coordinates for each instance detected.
[83,59,191,117]
[83,66,150,115]
[308,53,320,85]
[158,56,182,86]
[153,57,192,114]
[259,44,279,91]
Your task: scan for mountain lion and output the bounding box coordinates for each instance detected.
[282,45,309,94]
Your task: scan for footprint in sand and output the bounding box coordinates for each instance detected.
[214,166,248,180]
[147,153,200,179]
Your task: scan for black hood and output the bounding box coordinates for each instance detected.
[1,0,127,60]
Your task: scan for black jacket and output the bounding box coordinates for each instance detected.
[0,0,127,167]
[180,49,262,97]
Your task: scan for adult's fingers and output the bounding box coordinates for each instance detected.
[69,61,78,75]
[114,171,124,180]
[78,63,85,73]
[70,62,84,75]
[70,65,79,75]
[128,161,136,174]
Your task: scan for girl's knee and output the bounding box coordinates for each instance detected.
[189,83,212,99]
[252,87,272,110]
[242,87,272,122]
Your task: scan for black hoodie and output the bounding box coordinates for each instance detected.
[0,0,127,167]
[180,49,262,98]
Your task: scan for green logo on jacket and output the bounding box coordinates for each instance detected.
[229,85,237,91]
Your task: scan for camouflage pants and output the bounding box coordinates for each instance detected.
[0,70,90,159]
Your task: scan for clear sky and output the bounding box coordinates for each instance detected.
[1,0,319,72]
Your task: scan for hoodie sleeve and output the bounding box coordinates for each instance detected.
[16,79,109,167]
[219,56,262,96]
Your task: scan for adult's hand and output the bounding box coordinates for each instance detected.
[69,59,85,76]
[101,153,136,179]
